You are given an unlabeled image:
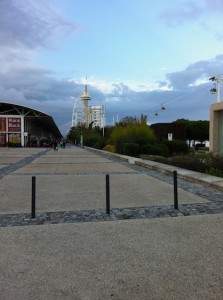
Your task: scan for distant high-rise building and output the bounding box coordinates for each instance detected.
[90,105,105,129]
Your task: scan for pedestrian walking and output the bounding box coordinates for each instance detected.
[53,140,58,151]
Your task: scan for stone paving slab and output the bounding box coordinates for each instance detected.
[13,162,137,174]
[1,215,222,300]
[47,148,101,156]
[0,148,48,165]
[32,156,111,164]
[0,152,40,164]
[0,174,209,214]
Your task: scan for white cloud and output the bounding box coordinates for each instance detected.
[0,0,77,49]
[189,77,209,87]
[0,0,77,75]
[76,76,172,95]
[105,97,121,103]
[1,54,222,127]
[0,0,222,129]
[77,77,119,94]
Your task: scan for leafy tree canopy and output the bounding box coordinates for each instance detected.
[111,116,154,153]
[67,125,103,148]
[119,114,148,126]
[173,119,209,143]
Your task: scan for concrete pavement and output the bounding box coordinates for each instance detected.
[1,215,223,300]
[0,146,222,299]
[0,146,218,215]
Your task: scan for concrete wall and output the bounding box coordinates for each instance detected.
[209,102,223,156]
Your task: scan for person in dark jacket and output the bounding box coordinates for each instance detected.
[53,140,58,151]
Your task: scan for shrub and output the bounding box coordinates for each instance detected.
[211,155,223,172]
[110,123,154,154]
[82,130,103,149]
[167,155,209,173]
[206,167,222,177]
[143,152,223,178]
[121,143,139,156]
[103,144,115,153]
[164,140,189,156]
[141,143,169,157]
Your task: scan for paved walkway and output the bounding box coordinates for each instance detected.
[0,146,223,300]
[0,146,222,226]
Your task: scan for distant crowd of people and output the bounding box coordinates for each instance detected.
[53,140,66,151]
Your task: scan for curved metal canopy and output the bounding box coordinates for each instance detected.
[0,102,62,138]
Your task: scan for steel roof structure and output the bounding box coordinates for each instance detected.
[0,102,62,138]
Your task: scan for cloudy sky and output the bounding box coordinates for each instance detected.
[1,0,223,134]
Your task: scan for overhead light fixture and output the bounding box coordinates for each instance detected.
[209,75,223,103]
[210,84,217,94]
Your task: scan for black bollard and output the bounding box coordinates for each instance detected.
[31,176,36,218]
[173,170,178,210]
[106,174,110,214]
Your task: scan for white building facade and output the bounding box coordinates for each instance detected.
[90,105,105,129]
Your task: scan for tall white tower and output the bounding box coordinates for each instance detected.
[72,82,91,128]
[81,84,91,127]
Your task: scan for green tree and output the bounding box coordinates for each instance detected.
[82,128,103,148]
[190,120,209,144]
[67,126,103,148]
[119,114,148,126]
[173,119,209,146]
[110,120,154,155]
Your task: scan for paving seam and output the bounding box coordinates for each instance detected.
[0,148,51,180]
[8,172,138,176]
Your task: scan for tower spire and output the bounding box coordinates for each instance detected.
[80,76,91,127]
[85,75,88,94]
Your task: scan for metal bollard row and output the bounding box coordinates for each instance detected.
[31,171,179,219]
